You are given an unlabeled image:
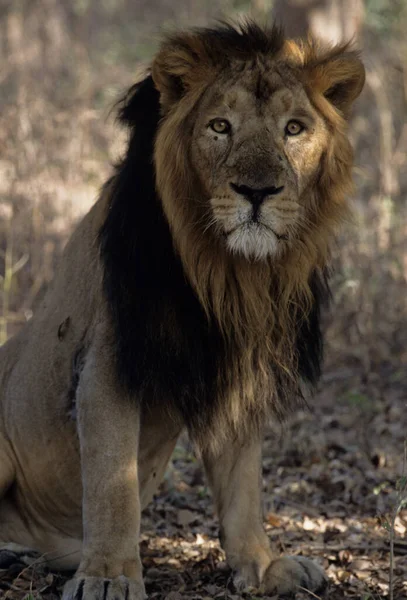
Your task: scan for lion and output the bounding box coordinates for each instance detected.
[0,22,364,599]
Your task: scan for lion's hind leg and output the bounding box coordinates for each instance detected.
[0,543,41,569]
[0,445,41,570]
[0,442,42,570]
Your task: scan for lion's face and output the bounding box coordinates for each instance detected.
[190,64,329,260]
[152,23,364,276]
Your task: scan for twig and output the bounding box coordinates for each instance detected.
[298,585,323,599]
[271,496,320,517]
[304,542,388,552]
[389,440,407,600]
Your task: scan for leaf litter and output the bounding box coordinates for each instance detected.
[1,363,406,599]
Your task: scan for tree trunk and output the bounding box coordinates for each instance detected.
[272,0,364,44]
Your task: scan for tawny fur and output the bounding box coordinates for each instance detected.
[152,24,364,447]
[0,21,364,600]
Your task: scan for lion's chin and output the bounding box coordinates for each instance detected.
[225,222,282,261]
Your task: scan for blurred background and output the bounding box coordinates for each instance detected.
[0,0,406,381]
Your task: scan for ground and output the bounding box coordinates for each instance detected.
[1,355,406,600]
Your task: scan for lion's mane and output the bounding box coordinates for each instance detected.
[99,23,361,450]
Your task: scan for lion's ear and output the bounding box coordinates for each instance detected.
[152,35,210,109]
[306,48,365,117]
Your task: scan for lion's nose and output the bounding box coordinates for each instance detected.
[230,182,285,206]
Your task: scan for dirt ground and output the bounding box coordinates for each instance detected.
[1,351,406,600]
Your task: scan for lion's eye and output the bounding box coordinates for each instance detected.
[209,119,231,134]
[285,120,305,136]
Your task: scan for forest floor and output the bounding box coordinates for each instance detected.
[1,355,406,600]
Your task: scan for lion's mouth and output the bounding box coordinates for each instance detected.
[225,221,288,241]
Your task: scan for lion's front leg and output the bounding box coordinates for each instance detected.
[62,338,145,600]
[203,438,272,587]
[203,436,327,597]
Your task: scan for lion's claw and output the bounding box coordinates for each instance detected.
[62,575,146,600]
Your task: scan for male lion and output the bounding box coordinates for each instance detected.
[0,22,364,599]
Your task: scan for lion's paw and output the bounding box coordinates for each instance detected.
[261,556,328,597]
[62,575,146,600]
[0,543,40,569]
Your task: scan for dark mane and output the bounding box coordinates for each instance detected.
[99,48,327,443]
[177,21,285,64]
[99,75,225,437]
[297,269,329,386]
